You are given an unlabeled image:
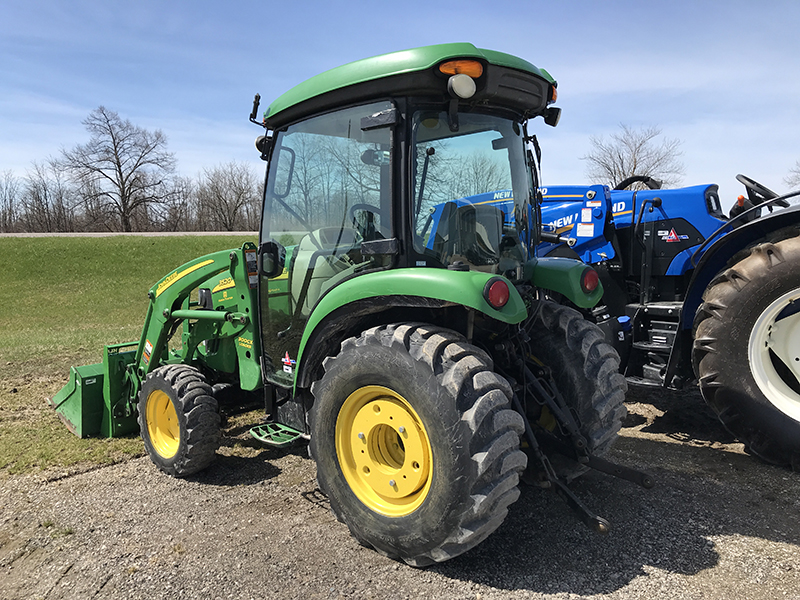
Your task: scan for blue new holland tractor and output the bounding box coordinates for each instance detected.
[423,175,800,468]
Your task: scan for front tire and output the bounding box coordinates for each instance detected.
[138,364,221,477]
[309,323,526,566]
[693,231,800,467]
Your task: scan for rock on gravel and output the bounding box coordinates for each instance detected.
[2,394,800,600]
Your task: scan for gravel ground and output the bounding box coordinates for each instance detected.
[2,390,799,600]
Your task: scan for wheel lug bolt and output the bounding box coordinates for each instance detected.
[398,426,405,434]
[389,480,396,487]
[358,432,365,440]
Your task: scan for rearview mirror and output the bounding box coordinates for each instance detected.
[360,148,391,167]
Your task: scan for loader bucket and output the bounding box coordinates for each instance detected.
[49,342,140,438]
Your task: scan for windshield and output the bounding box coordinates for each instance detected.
[411,111,533,274]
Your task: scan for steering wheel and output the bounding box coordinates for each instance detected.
[348,203,386,221]
[736,174,790,208]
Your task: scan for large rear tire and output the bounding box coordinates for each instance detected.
[693,231,800,468]
[309,323,526,566]
[528,301,628,480]
[138,364,221,477]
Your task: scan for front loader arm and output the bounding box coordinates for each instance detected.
[127,242,261,401]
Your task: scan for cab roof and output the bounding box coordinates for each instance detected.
[263,43,556,129]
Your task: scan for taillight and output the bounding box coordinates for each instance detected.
[484,277,510,309]
[580,267,600,294]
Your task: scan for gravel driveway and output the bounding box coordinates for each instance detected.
[1,392,799,600]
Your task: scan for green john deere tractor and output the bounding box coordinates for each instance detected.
[51,43,648,566]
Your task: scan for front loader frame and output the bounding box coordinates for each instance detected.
[51,242,262,437]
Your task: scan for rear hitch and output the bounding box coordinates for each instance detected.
[520,360,590,459]
[541,435,655,489]
[550,476,611,534]
[586,454,654,489]
[511,391,653,534]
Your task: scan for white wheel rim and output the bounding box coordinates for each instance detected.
[748,287,800,422]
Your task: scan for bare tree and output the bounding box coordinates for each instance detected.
[582,124,685,189]
[159,176,195,232]
[448,152,510,199]
[77,179,116,231]
[786,160,800,189]
[196,161,260,231]
[284,135,323,227]
[61,106,176,231]
[0,170,21,233]
[322,136,380,217]
[20,160,77,232]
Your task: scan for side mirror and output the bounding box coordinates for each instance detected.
[255,135,268,157]
[259,240,286,278]
[249,93,261,123]
[543,106,561,128]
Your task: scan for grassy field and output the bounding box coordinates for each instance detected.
[0,234,255,475]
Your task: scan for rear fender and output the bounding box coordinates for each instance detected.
[295,268,527,388]
[681,204,800,329]
[525,257,604,309]
[665,205,800,385]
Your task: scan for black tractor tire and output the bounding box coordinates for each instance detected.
[138,364,221,477]
[309,323,527,567]
[693,231,800,468]
[529,301,628,480]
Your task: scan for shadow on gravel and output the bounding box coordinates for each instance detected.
[430,434,800,595]
[189,450,284,487]
[625,386,737,444]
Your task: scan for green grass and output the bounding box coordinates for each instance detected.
[0,235,255,475]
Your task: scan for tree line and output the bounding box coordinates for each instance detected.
[0,106,262,233]
[5,105,798,235]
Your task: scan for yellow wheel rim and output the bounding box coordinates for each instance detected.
[146,390,180,459]
[335,385,432,517]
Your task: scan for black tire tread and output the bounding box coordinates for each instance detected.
[138,364,221,477]
[310,322,526,566]
[692,229,800,467]
[534,302,627,478]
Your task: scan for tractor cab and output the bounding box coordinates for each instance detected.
[254,45,563,390]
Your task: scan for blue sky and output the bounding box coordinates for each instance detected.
[2,0,798,207]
